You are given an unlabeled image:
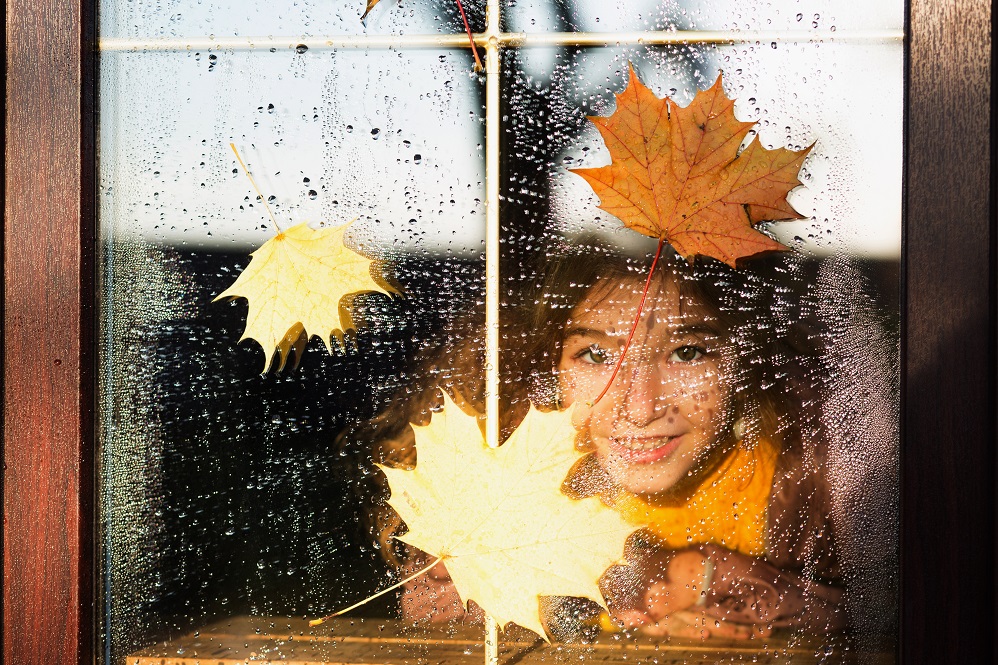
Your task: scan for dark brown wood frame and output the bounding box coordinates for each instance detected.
[3,0,992,662]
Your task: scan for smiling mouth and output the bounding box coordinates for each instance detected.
[613,436,676,451]
[608,435,683,464]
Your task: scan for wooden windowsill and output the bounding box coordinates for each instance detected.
[126,616,885,664]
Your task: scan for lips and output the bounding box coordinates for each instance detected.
[607,434,684,464]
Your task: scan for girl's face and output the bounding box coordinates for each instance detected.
[557,275,734,497]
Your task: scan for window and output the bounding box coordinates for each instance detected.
[2,0,993,663]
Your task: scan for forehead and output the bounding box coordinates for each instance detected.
[568,275,713,333]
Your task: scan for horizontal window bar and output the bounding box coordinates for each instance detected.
[98,29,903,52]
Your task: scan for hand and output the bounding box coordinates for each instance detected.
[614,607,770,640]
[399,548,484,625]
[602,547,771,640]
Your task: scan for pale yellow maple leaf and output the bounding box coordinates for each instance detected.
[379,394,636,639]
[214,221,392,372]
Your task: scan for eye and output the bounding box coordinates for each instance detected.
[576,344,613,365]
[669,345,704,363]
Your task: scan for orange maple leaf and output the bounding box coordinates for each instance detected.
[571,67,810,267]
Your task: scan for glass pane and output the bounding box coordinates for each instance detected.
[499,36,899,659]
[100,1,900,663]
[99,45,485,662]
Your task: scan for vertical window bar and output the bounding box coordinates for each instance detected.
[483,6,502,663]
[484,0,501,455]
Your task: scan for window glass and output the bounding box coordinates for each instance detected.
[99,1,901,663]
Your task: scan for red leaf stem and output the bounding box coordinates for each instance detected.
[453,0,483,71]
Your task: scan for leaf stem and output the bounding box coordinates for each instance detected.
[230,143,283,234]
[454,0,483,72]
[590,237,666,406]
[308,556,443,627]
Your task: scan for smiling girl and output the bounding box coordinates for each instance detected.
[534,243,844,639]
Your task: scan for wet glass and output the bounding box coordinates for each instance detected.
[99,27,485,661]
[99,0,901,663]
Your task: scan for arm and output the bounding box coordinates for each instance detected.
[601,543,845,638]
[600,546,765,639]
[697,544,846,632]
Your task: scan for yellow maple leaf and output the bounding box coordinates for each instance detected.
[380,394,636,638]
[215,221,391,372]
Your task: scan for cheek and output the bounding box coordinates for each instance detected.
[557,357,609,406]
[556,369,590,429]
[557,364,578,399]
[673,365,728,418]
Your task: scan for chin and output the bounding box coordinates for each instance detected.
[615,468,684,496]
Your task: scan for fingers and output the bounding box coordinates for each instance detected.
[630,609,767,641]
[644,580,696,621]
[613,609,652,631]
[674,610,751,640]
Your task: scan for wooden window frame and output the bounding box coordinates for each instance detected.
[3,0,992,662]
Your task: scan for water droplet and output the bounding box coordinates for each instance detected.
[308,190,318,200]
[413,154,422,164]
[295,44,308,54]
[371,128,381,139]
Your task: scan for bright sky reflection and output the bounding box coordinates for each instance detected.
[99,0,902,259]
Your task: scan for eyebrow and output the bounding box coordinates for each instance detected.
[562,326,612,341]
[671,323,719,337]
[562,323,719,340]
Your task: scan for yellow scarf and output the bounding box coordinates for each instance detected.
[610,438,779,556]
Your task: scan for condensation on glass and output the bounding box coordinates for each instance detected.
[98,1,902,663]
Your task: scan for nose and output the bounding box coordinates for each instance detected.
[619,359,665,427]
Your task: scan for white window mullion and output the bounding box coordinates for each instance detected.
[483,2,502,662]
[484,0,502,455]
